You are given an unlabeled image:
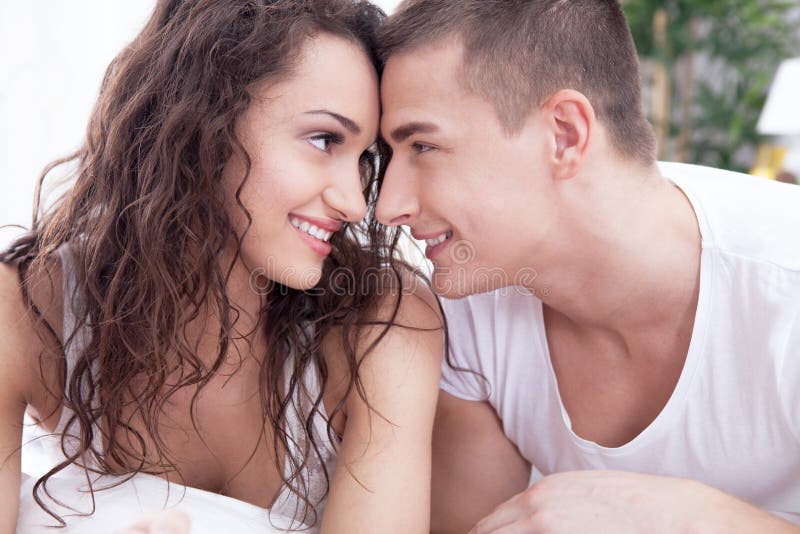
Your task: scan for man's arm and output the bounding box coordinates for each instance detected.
[469,470,800,534]
[431,391,530,534]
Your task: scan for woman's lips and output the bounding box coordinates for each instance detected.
[295,227,332,256]
[289,214,336,256]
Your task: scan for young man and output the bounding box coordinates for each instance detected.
[375,1,800,532]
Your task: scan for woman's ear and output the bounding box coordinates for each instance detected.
[542,89,595,180]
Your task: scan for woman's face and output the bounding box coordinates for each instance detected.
[224,33,379,291]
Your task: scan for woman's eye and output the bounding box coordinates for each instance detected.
[308,133,343,153]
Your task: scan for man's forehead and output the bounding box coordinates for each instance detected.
[381,41,468,113]
[384,37,464,81]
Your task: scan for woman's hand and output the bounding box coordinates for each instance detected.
[119,510,191,534]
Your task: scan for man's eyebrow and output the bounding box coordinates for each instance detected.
[305,109,361,135]
[388,122,440,143]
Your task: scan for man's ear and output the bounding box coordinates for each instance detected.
[541,89,595,180]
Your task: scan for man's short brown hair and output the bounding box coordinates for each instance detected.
[379,0,656,165]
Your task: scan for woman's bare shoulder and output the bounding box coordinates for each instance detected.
[0,256,64,419]
[323,266,443,354]
[321,266,444,403]
[365,266,444,366]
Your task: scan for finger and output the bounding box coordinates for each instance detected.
[149,510,191,534]
[470,497,531,534]
[470,518,537,534]
[492,523,539,534]
[117,518,152,534]
[120,510,191,534]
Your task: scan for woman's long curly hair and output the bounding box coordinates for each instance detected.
[2,0,415,528]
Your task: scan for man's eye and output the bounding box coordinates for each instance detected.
[412,142,434,154]
[308,133,343,153]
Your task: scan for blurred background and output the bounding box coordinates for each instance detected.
[1,0,799,251]
[625,0,800,177]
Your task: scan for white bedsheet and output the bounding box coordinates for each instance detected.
[17,471,306,534]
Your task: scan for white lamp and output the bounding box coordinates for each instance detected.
[757,57,800,176]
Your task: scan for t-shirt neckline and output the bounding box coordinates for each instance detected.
[534,172,714,455]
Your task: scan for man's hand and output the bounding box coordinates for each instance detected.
[119,510,190,534]
[468,470,799,534]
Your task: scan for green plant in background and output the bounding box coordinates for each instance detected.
[623,0,800,172]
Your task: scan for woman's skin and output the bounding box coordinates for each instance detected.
[122,510,191,534]
[1,33,442,533]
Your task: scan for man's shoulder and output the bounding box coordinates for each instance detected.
[659,161,800,271]
[439,287,546,403]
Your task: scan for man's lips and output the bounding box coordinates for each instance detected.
[409,229,455,261]
[411,229,452,241]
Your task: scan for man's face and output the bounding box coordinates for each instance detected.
[377,38,560,298]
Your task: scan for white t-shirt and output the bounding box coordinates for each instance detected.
[440,162,800,520]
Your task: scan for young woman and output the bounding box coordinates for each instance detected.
[1,1,442,532]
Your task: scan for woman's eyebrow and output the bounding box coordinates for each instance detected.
[305,109,361,135]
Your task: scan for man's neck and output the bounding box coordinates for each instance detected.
[521,161,702,353]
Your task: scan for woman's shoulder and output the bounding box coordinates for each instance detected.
[0,251,65,344]
[363,266,444,383]
[321,266,444,400]
[374,266,442,330]
[324,266,443,352]
[0,254,65,422]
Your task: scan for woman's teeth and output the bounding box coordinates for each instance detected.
[425,231,452,247]
[291,217,333,242]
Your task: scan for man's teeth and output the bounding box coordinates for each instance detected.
[291,217,333,242]
[425,231,452,247]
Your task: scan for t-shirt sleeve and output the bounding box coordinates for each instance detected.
[439,296,492,402]
[779,309,800,443]
[771,511,800,526]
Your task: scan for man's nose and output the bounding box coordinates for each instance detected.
[376,159,420,227]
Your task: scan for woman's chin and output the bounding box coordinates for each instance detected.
[247,261,323,294]
[280,266,323,291]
